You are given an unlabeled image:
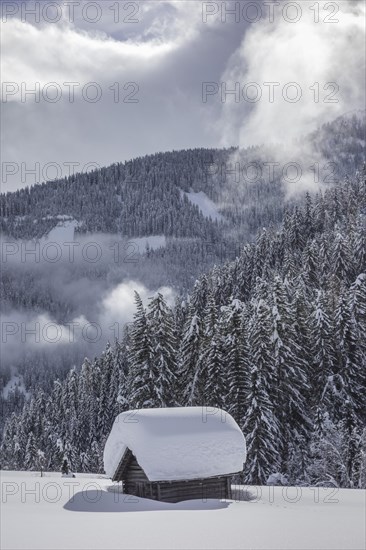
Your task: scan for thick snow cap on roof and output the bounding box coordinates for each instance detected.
[104,407,246,482]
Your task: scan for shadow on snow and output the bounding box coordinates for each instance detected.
[63,489,234,512]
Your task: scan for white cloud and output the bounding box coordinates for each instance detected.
[1,276,176,366]
[1,18,175,90]
[1,1,364,193]
[1,1,209,90]
[1,1,241,192]
[100,280,176,329]
[217,0,366,149]
[211,0,366,195]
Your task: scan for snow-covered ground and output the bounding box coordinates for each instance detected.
[43,219,80,242]
[1,471,365,550]
[182,190,223,221]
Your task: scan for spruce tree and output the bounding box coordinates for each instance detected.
[223,298,248,425]
[147,293,177,406]
[243,299,280,484]
[179,310,202,405]
[334,286,364,421]
[127,292,158,408]
[270,276,310,476]
[201,321,226,409]
[310,291,336,414]
[24,432,38,471]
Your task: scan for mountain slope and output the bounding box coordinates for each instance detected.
[0,111,365,430]
[2,167,365,487]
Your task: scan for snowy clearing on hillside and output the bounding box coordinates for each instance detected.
[182,190,223,221]
[1,471,365,550]
[43,219,80,242]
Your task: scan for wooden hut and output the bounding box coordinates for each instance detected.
[103,407,246,503]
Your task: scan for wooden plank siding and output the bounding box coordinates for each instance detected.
[112,446,234,503]
[154,477,231,503]
[112,448,134,482]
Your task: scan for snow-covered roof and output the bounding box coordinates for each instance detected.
[103,407,246,482]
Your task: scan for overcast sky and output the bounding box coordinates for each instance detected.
[1,0,365,192]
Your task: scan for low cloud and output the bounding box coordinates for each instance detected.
[214,1,365,194]
[218,0,365,148]
[1,232,175,369]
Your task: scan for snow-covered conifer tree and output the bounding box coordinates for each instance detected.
[243,299,279,484]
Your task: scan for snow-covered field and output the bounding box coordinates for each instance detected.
[1,471,365,550]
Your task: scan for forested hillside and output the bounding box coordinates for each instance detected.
[1,113,365,240]
[1,112,364,381]
[2,167,365,488]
